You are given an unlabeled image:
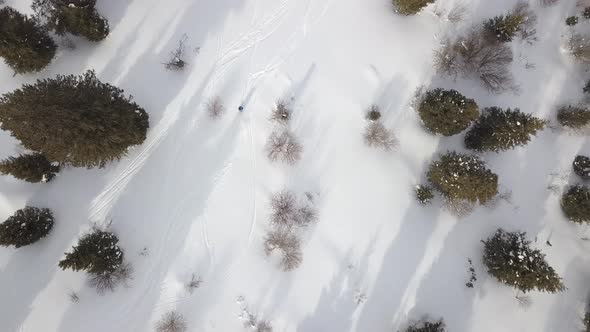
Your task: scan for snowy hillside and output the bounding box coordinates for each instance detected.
[0,0,589,331]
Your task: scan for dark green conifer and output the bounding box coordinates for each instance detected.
[573,155,590,180]
[0,70,149,168]
[464,107,545,152]
[561,185,590,224]
[0,7,56,74]
[482,228,565,293]
[405,320,445,332]
[0,153,59,183]
[0,207,54,248]
[484,14,527,42]
[557,105,590,129]
[32,0,109,41]
[392,0,434,15]
[415,185,434,205]
[427,152,498,204]
[418,89,479,136]
[59,230,123,274]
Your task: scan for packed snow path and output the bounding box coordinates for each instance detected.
[0,0,589,331]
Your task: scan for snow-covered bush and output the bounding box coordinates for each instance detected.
[270,101,292,124]
[0,153,59,183]
[87,261,133,294]
[0,7,56,74]
[264,229,302,271]
[265,130,302,164]
[366,105,382,121]
[207,97,225,119]
[59,230,124,275]
[155,311,187,332]
[417,89,479,136]
[405,319,446,332]
[435,29,515,93]
[392,0,434,15]
[0,70,149,168]
[482,228,565,293]
[415,185,434,205]
[363,122,398,150]
[32,0,109,41]
[427,152,498,204]
[561,185,590,224]
[573,155,590,180]
[483,3,535,43]
[557,105,590,129]
[464,107,546,152]
[0,207,54,248]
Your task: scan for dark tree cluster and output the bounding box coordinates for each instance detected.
[59,229,123,275]
[392,0,434,16]
[483,3,536,43]
[557,105,590,130]
[0,153,59,183]
[0,207,54,248]
[573,155,590,180]
[417,89,479,136]
[405,319,445,332]
[0,7,56,74]
[482,228,565,293]
[33,0,109,41]
[0,71,149,168]
[561,185,590,224]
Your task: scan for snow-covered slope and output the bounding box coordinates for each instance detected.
[0,0,589,331]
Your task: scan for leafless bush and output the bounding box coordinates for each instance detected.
[207,97,225,119]
[435,28,515,93]
[156,311,187,332]
[185,274,202,294]
[242,311,273,332]
[60,36,76,51]
[295,205,318,227]
[256,320,273,332]
[443,198,475,218]
[270,190,298,227]
[265,130,302,164]
[69,291,80,303]
[270,101,291,124]
[87,262,134,295]
[539,0,558,6]
[513,2,537,43]
[164,34,188,71]
[363,122,398,151]
[366,104,382,121]
[263,229,302,271]
[447,2,468,23]
[568,33,590,63]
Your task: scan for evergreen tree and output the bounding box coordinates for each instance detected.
[392,0,434,15]
[0,207,54,248]
[0,7,56,74]
[405,320,445,332]
[0,153,59,183]
[573,155,590,180]
[561,185,590,224]
[557,105,590,129]
[464,107,545,152]
[566,16,579,26]
[32,0,109,41]
[482,228,565,293]
[415,185,434,205]
[418,89,479,136]
[484,14,527,42]
[0,70,149,168]
[427,152,498,204]
[59,230,123,274]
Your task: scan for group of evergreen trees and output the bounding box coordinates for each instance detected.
[0,1,109,74]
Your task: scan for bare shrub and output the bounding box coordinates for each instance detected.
[69,291,80,303]
[443,198,475,218]
[435,29,515,93]
[164,34,188,71]
[207,97,225,119]
[87,262,134,295]
[447,2,468,23]
[263,229,302,271]
[568,33,590,63]
[295,205,318,227]
[185,274,202,294]
[366,105,382,121]
[539,0,558,6]
[364,122,398,150]
[265,130,302,164]
[256,320,273,332]
[270,101,291,124]
[270,190,298,227]
[156,311,187,332]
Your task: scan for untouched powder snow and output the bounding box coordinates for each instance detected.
[0,0,589,331]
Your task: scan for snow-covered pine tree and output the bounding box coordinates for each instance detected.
[464,107,545,152]
[418,89,479,136]
[482,228,565,293]
[32,0,109,41]
[484,14,526,42]
[557,105,590,130]
[573,155,590,180]
[0,7,56,74]
[59,230,123,275]
[0,207,54,248]
[392,0,434,15]
[0,70,149,168]
[427,152,498,204]
[0,153,59,183]
[561,185,590,224]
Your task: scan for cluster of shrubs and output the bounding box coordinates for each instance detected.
[265,101,302,165]
[363,105,398,151]
[0,2,109,74]
[264,190,317,271]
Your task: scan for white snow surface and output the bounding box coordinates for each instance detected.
[0,0,589,331]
